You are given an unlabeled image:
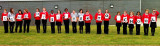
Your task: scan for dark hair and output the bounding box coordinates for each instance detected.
[18,10,23,14]
[36,8,40,12]
[117,11,120,15]
[79,9,83,13]
[136,11,141,15]
[51,10,54,12]
[86,10,89,12]
[64,8,68,11]
[10,8,14,14]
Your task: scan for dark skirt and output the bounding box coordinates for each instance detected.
[116,23,122,27]
[150,22,157,28]
[128,24,134,28]
[56,22,62,26]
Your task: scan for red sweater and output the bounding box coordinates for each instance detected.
[63,12,71,20]
[121,14,129,23]
[1,13,8,21]
[128,15,136,24]
[135,15,142,23]
[95,13,104,23]
[114,15,121,23]
[34,12,41,20]
[83,14,93,23]
[150,11,159,22]
[15,13,23,21]
[23,12,31,20]
[103,13,111,21]
[55,14,63,23]
[49,14,56,22]
[142,13,151,24]
[40,11,49,20]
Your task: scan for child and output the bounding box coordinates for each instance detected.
[121,11,129,35]
[95,9,103,34]
[71,10,78,33]
[34,8,41,33]
[135,11,141,35]
[83,10,93,34]
[114,12,121,34]
[49,10,56,33]
[103,9,111,34]
[78,9,84,33]
[150,9,159,36]
[1,9,8,33]
[56,10,63,33]
[142,9,151,36]
[15,10,23,33]
[128,11,135,35]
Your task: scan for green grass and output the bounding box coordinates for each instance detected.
[0,25,160,45]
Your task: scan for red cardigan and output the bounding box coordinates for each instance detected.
[23,12,31,20]
[1,13,8,21]
[15,13,23,21]
[114,15,121,23]
[83,13,93,23]
[95,13,104,23]
[49,14,56,22]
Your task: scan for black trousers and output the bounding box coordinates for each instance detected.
[122,23,128,34]
[85,23,91,34]
[72,22,77,33]
[9,22,15,33]
[116,23,121,34]
[128,24,134,35]
[136,24,140,35]
[150,22,157,36]
[79,21,84,33]
[143,24,149,35]
[35,20,40,33]
[104,21,109,34]
[151,28,155,36]
[15,21,22,33]
[64,20,70,33]
[56,22,61,33]
[3,21,8,33]
[42,20,47,33]
[96,23,102,34]
[50,22,55,33]
[24,20,31,33]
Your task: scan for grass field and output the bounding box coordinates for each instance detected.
[0,25,160,45]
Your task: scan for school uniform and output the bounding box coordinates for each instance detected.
[63,12,71,33]
[71,13,78,33]
[34,12,41,33]
[15,13,23,33]
[55,14,63,33]
[95,13,104,34]
[8,12,15,33]
[150,11,159,36]
[78,13,84,33]
[1,13,8,33]
[142,13,151,35]
[103,13,111,34]
[40,11,48,33]
[128,15,135,35]
[135,15,141,35]
[83,13,93,34]
[114,15,122,34]
[49,13,56,33]
[23,12,31,33]
[121,14,129,34]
